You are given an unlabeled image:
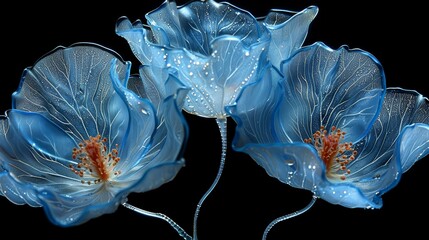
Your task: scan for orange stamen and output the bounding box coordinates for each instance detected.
[69,135,121,184]
[304,126,357,181]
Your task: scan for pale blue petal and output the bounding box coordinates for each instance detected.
[171,36,269,117]
[0,116,40,206]
[348,89,429,200]
[276,42,386,144]
[227,64,283,147]
[109,59,158,174]
[0,43,188,227]
[116,0,272,118]
[145,0,268,55]
[237,142,376,208]
[261,6,318,69]
[39,159,185,226]
[399,124,429,172]
[229,43,409,209]
[0,111,78,185]
[137,93,187,174]
[239,143,324,190]
[0,171,40,207]
[350,89,429,178]
[128,159,185,193]
[0,111,116,225]
[115,18,157,65]
[111,61,189,189]
[38,185,126,226]
[316,184,379,209]
[12,43,130,144]
[145,0,185,48]
[0,110,83,208]
[133,65,188,113]
[316,89,429,208]
[140,86,188,172]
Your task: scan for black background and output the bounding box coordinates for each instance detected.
[2,1,428,239]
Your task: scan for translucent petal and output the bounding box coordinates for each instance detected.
[128,159,185,193]
[0,117,40,206]
[316,183,378,209]
[262,6,319,69]
[12,43,130,144]
[133,65,189,112]
[399,124,429,172]
[0,43,189,227]
[348,89,429,200]
[236,142,376,208]
[145,0,267,55]
[172,36,269,117]
[115,18,156,65]
[0,111,78,185]
[276,42,386,144]
[226,64,283,147]
[113,63,189,184]
[0,171,40,206]
[133,66,189,168]
[0,110,84,208]
[109,60,158,172]
[228,42,414,209]
[239,142,324,190]
[37,185,126,226]
[116,1,274,118]
[145,0,185,48]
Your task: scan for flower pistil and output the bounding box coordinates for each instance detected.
[304,126,357,181]
[70,135,121,185]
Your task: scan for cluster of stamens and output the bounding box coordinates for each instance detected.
[69,135,121,185]
[304,126,357,181]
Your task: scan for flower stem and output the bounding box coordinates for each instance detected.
[192,117,228,240]
[122,202,192,240]
[262,195,317,240]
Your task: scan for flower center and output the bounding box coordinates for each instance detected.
[304,126,357,181]
[69,135,121,185]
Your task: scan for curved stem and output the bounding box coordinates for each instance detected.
[262,195,317,240]
[122,202,192,240]
[192,117,228,240]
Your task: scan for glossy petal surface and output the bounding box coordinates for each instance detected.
[261,6,318,69]
[228,42,429,208]
[0,43,188,226]
[346,88,429,206]
[276,42,386,144]
[116,0,315,118]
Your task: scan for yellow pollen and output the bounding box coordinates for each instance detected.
[69,135,121,184]
[304,126,357,181]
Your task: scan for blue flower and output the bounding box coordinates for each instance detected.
[116,0,318,118]
[228,42,429,209]
[0,43,189,226]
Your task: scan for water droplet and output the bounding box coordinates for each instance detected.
[285,159,295,166]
